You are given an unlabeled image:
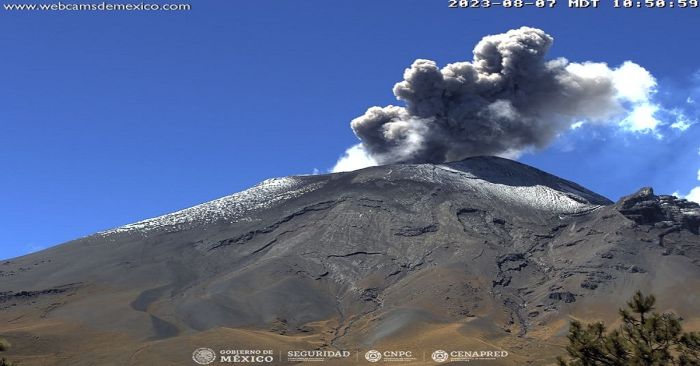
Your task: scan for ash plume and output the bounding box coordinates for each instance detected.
[345,27,655,167]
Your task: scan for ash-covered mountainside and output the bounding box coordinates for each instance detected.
[97,156,612,238]
[1,156,699,366]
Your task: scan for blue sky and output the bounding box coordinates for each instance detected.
[1,1,699,259]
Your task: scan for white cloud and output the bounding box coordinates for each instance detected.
[671,120,690,131]
[607,61,669,136]
[584,61,698,137]
[675,168,700,204]
[670,112,693,131]
[496,148,525,160]
[331,144,377,172]
[686,187,700,204]
[675,187,700,203]
[612,61,657,103]
[619,103,662,135]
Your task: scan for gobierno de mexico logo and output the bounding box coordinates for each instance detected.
[192,348,217,365]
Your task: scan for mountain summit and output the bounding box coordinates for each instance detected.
[1,157,698,365]
[100,156,611,237]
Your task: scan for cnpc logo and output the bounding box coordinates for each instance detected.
[365,350,382,362]
[364,349,415,362]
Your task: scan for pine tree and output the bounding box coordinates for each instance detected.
[0,337,14,366]
[558,291,700,365]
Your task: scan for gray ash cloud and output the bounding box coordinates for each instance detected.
[349,27,642,165]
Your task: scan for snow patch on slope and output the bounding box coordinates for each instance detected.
[98,177,325,237]
[437,166,599,213]
[97,157,609,238]
[357,159,607,215]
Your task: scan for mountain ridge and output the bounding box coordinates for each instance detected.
[1,156,699,366]
[96,156,611,239]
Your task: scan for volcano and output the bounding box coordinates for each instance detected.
[1,156,699,365]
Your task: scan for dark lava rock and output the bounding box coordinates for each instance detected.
[549,292,577,303]
[616,187,700,234]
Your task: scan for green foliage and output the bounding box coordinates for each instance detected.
[558,291,700,366]
[679,332,700,366]
[0,338,14,366]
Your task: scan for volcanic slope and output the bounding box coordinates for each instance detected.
[1,156,699,365]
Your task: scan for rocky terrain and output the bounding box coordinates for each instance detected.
[1,156,699,365]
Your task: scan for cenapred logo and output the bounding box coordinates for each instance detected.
[431,350,449,363]
[431,349,509,362]
[192,348,217,365]
[365,350,382,362]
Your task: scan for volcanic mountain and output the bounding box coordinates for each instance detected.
[1,156,699,365]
